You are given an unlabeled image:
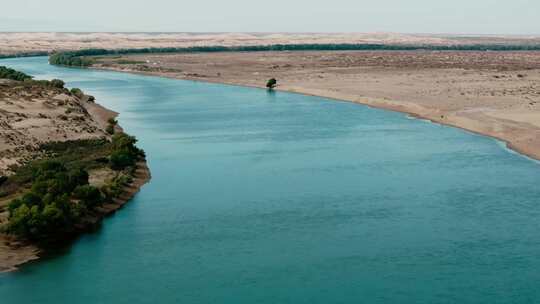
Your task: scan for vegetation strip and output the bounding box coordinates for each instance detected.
[48,43,540,67]
[0,52,49,60]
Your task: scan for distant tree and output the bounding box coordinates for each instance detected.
[266,78,277,89]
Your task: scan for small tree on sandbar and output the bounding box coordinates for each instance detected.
[266,78,277,90]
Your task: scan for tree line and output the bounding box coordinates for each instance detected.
[48,43,540,67]
[0,51,48,60]
[0,66,67,89]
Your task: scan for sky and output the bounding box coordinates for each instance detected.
[1,0,539,34]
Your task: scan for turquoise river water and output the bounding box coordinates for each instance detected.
[1,57,540,303]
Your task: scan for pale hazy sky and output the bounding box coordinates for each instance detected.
[1,0,539,34]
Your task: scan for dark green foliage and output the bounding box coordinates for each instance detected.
[69,167,90,187]
[116,59,145,65]
[0,175,8,186]
[73,185,103,209]
[5,162,89,239]
[0,66,33,81]
[0,52,48,60]
[100,174,132,200]
[109,150,134,169]
[109,133,144,170]
[48,43,540,68]
[0,66,71,90]
[266,78,277,89]
[107,117,118,125]
[0,139,114,199]
[49,52,95,67]
[3,134,145,239]
[70,88,84,98]
[49,79,65,89]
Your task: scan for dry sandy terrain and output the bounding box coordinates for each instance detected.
[1,32,540,55]
[93,50,540,160]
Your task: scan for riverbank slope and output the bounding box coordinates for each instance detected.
[0,75,150,272]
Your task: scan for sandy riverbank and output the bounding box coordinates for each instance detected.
[90,50,540,161]
[0,80,150,272]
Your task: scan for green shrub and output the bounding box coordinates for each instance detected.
[109,150,135,170]
[0,66,33,81]
[73,185,103,208]
[50,79,65,89]
[5,160,92,239]
[108,133,145,170]
[70,88,84,98]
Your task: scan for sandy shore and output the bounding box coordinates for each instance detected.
[91,50,540,161]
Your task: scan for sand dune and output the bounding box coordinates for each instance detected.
[1,32,540,55]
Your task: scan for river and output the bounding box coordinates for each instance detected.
[1,57,540,303]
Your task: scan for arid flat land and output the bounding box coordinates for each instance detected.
[1,32,540,55]
[92,50,540,159]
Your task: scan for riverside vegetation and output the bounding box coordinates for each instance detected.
[48,43,540,67]
[0,67,146,244]
[1,65,68,89]
[1,134,144,241]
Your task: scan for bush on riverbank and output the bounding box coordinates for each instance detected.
[0,66,69,90]
[49,52,95,67]
[0,66,33,81]
[110,133,145,170]
[5,160,100,239]
[2,135,145,240]
[266,78,277,89]
[4,137,145,239]
[70,88,84,98]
